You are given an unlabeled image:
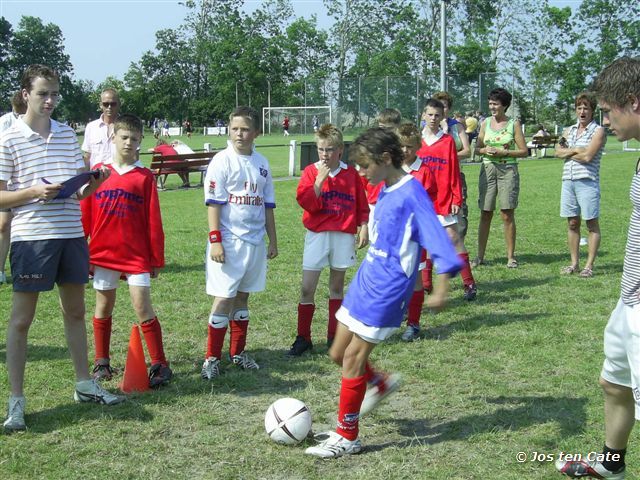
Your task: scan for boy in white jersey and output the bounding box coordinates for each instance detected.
[201,106,278,380]
[0,64,125,432]
[305,127,461,458]
[556,57,640,479]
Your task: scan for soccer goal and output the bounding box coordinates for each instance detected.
[623,139,640,152]
[262,106,332,136]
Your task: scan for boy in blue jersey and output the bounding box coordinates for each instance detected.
[305,127,461,458]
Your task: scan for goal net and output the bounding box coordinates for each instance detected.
[262,106,332,135]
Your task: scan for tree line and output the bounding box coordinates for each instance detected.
[1,0,638,128]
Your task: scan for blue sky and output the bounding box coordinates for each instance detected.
[1,0,581,85]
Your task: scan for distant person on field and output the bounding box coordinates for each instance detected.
[304,127,461,458]
[162,119,170,137]
[148,139,190,188]
[473,88,528,268]
[184,119,193,139]
[283,115,290,136]
[312,115,320,132]
[201,106,278,380]
[465,111,479,161]
[555,56,640,480]
[526,123,551,157]
[1,64,124,433]
[555,92,606,278]
[216,118,225,136]
[84,114,172,388]
[0,91,27,286]
[286,124,369,357]
[82,88,120,169]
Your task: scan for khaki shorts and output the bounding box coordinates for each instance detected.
[478,162,519,211]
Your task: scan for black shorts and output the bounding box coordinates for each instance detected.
[10,237,89,292]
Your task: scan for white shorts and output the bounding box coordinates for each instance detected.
[93,265,150,290]
[601,298,640,419]
[335,306,397,344]
[206,237,267,298]
[438,214,458,227]
[302,230,356,271]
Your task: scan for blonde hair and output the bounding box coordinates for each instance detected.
[396,122,421,147]
[315,123,343,148]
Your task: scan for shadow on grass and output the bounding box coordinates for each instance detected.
[366,395,587,452]
[25,399,153,434]
[161,261,206,275]
[0,344,70,363]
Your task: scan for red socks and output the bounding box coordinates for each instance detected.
[141,317,167,366]
[92,316,112,362]
[336,375,367,441]
[407,290,424,327]
[297,303,315,341]
[328,299,342,342]
[229,310,249,357]
[459,252,475,286]
[206,314,228,359]
[422,257,433,292]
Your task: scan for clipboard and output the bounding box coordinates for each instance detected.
[42,170,100,199]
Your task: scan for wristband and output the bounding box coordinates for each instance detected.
[209,230,222,243]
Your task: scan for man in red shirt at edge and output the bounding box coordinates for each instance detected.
[286,123,369,356]
[84,114,172,388]
[416,99,477,302]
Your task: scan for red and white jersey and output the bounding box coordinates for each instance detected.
[84,161,165,274]
[403,158,437,201]
[204,141,276,245]
[416,131,462,216]
[360,175,383,206]
[297,161,369,234]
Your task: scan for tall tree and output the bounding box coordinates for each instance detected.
[0,17,13,110]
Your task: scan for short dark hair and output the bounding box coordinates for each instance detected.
[229,106,261,131]
[575,91,597,111]
[350,127,403,169]
[114,113,143,135]
[11,91,27,115]
[20,64,59,92]
[376,108,402,128]
[423,98,445,112]
[488,88,512,109]
[593,57,640,108]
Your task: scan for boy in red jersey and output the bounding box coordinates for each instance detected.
[416,99,477,304]
[397,123,437,341]
[287,124,369,356]
[84,114,172,388]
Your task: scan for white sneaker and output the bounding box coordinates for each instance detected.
[305,431,362,458]
[74,379,126,405]
[201,357,220,380]
[3,396,26,431]
[360,374,401,416]
[231,351,259,370]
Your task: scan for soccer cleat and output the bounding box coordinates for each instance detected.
[360,373,401,416]
[231,351,259,370]
[149,363,173,388]
[92,363,117,382]
[201,357,220,380]
[401,324,420,342]
[305,431,362,458]
[556,457,625,479]
[286,335,313,357]
[3,396,26,432]
[463,283,478,301]
[74,379,126,405]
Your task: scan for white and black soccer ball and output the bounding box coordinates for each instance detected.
[264,397,312,445]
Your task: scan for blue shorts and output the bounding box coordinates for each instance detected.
[10,238,89,292]
[560,179,600,220]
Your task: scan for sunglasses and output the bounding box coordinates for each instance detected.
[102,102,118,108]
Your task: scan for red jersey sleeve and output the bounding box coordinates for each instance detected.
[296,164,323,213]
[449,139,462,207]
[354,169,369,225]
[147,174,165,268]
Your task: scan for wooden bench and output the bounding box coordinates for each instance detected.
[149,151,216,189]
[530,134,559,157]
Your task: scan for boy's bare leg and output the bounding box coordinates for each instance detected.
[95,289,117,319]
[58,283,91,381]
[129,285,156,321]
[6,291,38,396]
[328,322,353,367]
[300,270,322,304]
[600,378,636,450]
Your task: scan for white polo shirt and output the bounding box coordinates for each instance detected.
[0,112,20,134]
[0,118,85,241]
[82,115,114,167]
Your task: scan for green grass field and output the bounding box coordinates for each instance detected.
[1,135,639,479]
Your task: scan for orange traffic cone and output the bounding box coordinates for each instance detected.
[119,325,150,393]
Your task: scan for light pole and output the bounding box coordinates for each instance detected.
[440,0,447,91]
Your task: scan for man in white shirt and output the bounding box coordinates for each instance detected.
[82,88,120,168]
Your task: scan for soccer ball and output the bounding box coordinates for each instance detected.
[264,397,312,445]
